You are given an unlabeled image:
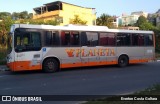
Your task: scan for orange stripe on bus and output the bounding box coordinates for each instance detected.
[8,58,153,71]
[61,59,152,69]
[8,61,41,71]
[60,61,117,68]
[129,59,150,64]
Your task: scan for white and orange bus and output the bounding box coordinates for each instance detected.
[7,24,155,72]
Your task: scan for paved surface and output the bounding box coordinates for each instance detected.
[0,62,160,103]
[0,65,8,71]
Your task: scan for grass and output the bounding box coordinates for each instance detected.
[84,84,160,104]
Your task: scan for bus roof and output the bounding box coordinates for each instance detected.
[12,24,154,34]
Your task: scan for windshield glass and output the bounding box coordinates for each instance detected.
[14,31,41,52]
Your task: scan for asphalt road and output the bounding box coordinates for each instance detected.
[0,62,160,102]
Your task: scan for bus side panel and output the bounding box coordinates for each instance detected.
[117,47,146,64]
[43,47,82,68]
[144,47,155,61]
[106,47,117,65]
[61,47,82,68]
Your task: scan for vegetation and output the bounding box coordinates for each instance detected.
[96,13,115,28]
[0,11,32,20]
[16,19,59,25]
[69,15,87,25]
[135,16,155,30]
[0,17,14,48]
[0,11,59,65]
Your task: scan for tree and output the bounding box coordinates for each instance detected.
[139,22,155,30]
[16,19,59,26]
[28,13,33,19]
[96,13,114,28]
[69,15,87,25]
[12,12,20,20]
[19,11,29,19]
[135,16,154,30]
[0,17,14,48]
[135,16,147,27]
[0,12,11,19]
[12,11,33,20]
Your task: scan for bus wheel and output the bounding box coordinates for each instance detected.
[43,58,59,73]
[118,55,129,67]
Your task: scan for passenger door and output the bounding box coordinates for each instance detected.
[60,31,81,68]
[80,32,99,66]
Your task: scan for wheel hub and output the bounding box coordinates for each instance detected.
[48,62,54,69]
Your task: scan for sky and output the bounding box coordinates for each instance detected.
[0,0,159,17]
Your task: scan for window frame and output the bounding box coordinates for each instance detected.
[13,28,42,53]
[45,31,60,47]
[80,31,99,47]
[144,34,154,46]
[14,30,42,52]
[61,31,80,47]
[116,33,131,47]
[99,32,116,46]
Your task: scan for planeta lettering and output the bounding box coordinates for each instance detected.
[65,49,75,57]
[65,48,115,57]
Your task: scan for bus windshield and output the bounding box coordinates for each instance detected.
[14,31,41,52]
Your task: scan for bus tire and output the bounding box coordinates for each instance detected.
[43,58,59,73]
[118,55,129,67]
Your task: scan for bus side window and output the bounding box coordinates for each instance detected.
[107,33,116,46]
[99,33,108,46]
[144,34,153,46]
[85,32,98,46]
[61,31,70,46]
[46,31,52,46]
[70,31,79,46]
[52,31,60,46]
[132,34,138,46]
[99,32,116,46]
[46,31,60,46]
[81,32,87,46]
[138,34,144,46]
[117,33,131,46]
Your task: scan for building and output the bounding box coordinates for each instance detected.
[119,26,139,30]
[121,14,139,26]
[148,9,160,27]
[116,11,148,27]
[131,11,148,18]
[33,1,96,26]
[156,14,160,27]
